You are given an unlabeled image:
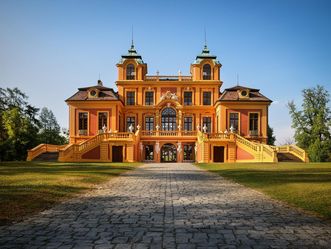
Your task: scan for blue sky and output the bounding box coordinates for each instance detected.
[1,0,330,144]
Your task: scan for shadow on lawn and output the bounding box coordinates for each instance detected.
[209,169,331,185]
[0,162,135,176]
[0,184,89,226]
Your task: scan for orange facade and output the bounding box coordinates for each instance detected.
[61,43,276,163]
[27,43,309,163]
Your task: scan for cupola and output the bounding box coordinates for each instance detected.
[190,45,222,81]
[116,42,148,81]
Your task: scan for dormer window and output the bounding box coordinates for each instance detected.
[126,64,135,80]
[203,64,211,80]
[238,89,250,99]
[88,89,99,98]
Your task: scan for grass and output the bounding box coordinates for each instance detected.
[0,161,141,226]
[197,162,331,219]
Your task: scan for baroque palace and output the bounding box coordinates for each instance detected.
[27,43,308,163]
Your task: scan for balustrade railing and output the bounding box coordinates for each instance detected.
[275,145,307,162]
[182,131,197,136]
[145,75,192,81]
[236,134,260,152]
[140,130,197,137]
[27,144,67,161]
[207,133,231,140]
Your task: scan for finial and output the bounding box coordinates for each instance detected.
[204,26,207,47]
[131,25,134,48]
[236,74,239,86]
[97,73,103,86]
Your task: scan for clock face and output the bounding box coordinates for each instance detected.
[241,90,248,97]
[90,90,97,96]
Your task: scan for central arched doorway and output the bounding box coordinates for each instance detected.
[161,107,176,131]
[161,143,177,162]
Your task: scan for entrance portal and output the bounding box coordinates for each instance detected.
[213,146,225,162]
[112,146,123,162]
[161,143,177,162]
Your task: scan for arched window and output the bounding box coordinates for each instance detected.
[161,108,176,131]
[203,64,211,80]
[126,64,135,80]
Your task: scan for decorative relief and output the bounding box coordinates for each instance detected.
[160,91,179,101]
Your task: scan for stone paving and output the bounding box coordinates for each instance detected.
[0,163,331,249]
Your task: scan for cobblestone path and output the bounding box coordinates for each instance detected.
[1,163,330,249]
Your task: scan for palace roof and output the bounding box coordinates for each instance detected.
[117,44,145,65]
[193,45,221,65]
[66,81,119,101]
[218,85,272,102]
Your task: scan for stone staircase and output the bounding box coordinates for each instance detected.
[32,152,59,161]
[27,131,139,162]
[277,152,303,162]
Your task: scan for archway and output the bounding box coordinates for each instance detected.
[161,107,176,131]
[161,143,177,162]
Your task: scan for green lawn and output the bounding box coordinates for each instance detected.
[198,162,331,219]
[0,161,141,226]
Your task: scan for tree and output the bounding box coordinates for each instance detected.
[267,125,276,145]
[38,107,66,145]
[0,88,40,161]
[288,85,331,162]
[1,107,39,160]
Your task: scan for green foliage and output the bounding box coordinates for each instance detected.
[267,125,276,145]
[2,108,39,160]
[288,85,331,162]
[39,107,67,145]
[0,87,67,161]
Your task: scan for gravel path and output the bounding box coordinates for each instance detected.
[0,163,330,249]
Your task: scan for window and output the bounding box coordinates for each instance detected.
[249,113,259,135]
[126,64,135,80]
[229,113,239,131]
[98,112,108,130]
[183,117,193,131]
[184,144,194,161]
[90,90,97,97]
[126,117,135,132]
[202,117,212,133]
[161,108,176,131]
[145,117,154,131]
[78,112,88,135]
[184,92,192,106]
[145,91,154,106]
[203,64,211,80]
[126,91,135,105]
[203,91,211,105]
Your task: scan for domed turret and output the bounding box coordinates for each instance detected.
[191,45,222,81]
[116,42,147,81]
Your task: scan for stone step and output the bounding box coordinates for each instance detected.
[277,152,303,162]
[32,152,59,161]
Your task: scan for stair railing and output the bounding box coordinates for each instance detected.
[275,145,308,162]
[59,131,136,161]
[27,144,67,161]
